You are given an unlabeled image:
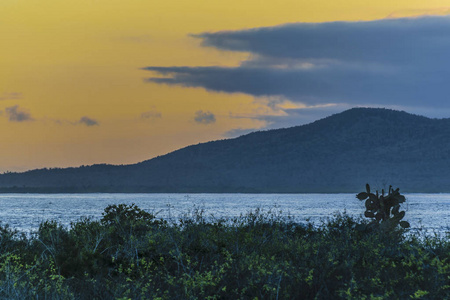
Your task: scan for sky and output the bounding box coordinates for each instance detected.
[2,0,450,172]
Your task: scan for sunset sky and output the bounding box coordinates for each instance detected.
[2,0,450,172]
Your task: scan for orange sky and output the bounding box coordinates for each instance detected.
[1,0,450,172]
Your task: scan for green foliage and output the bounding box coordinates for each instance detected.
[0,203,449,299]
[101,203,160,226]
[357,183,410,231]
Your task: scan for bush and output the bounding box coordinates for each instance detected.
[0,203,447,299]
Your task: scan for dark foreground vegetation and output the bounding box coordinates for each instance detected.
[0,203,449,299]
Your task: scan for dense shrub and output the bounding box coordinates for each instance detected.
[0,203,448,299]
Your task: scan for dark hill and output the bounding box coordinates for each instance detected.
[1,108,450,193]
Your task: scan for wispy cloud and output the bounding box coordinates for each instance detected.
[140,109,162,120]
[117,35,152,43]
[194,110,216,124]
[224,127,259,137]
[225,103,352,136]
[4,105,34,122]
[144,16,450,114]
[0,93,22,101]
[78,116,99,126]
[386,7,450,19]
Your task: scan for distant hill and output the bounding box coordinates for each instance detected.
[1,107,450,193]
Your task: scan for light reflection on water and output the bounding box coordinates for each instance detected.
[0,193,448,234]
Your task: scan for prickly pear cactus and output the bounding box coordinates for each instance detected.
[356,184,410,230]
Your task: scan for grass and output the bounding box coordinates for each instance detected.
[0,203,448,299]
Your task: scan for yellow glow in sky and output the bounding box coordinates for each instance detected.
[1,0,449,171]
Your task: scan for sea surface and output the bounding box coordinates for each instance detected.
[0,193,448,234]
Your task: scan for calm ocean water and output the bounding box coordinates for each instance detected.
[0,193,448,234]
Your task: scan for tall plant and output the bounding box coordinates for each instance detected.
[357,184,410,230]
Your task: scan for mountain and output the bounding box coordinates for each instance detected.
[1,107,450,193]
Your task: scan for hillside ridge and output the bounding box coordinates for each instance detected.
[1,107,449,193]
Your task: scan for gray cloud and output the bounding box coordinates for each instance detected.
[194,110,216,124]
[79,116,99,126]
[194,17,450,65]
[4,105,34,122]
[144,16,450,112]
[141,110,162,120]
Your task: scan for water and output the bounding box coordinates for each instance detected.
[0,193,448,234]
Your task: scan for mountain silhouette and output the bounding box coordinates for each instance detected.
[1,107,450,193]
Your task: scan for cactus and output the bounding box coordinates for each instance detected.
[356,184,410,230]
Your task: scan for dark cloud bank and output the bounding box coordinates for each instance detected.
[144,16,450,116]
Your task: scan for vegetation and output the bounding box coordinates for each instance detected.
[0,200,448,299]
[356,184,410,231]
